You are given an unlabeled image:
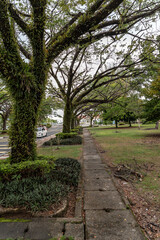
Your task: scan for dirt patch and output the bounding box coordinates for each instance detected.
[111,164,143,182]
[115,179,160,240]
[136,134,160,146]
[145,133,160,138]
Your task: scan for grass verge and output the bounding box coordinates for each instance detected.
[38,145,82,160]
[89,125,160,239]
[89,126,160,204]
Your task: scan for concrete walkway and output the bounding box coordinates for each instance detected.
[0,129,146,240]
[83,129,145,240]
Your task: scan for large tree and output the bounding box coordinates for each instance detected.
[0,0,160,163]
[48,42,149,133]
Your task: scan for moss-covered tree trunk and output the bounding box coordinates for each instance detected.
[90,116,93,127]
[2,115,7,131]
[63,101,73,133]
[71,116,75,130]
[9,93,40,163]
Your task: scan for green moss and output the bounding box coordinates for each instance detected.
[0,218,30,223]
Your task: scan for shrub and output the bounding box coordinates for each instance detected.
[0,157,81,212]
[46,123,52,128]
[1,130,8,134]
[56,132,77,139]
[0,156,55,181]
[44,135,82,146]
[53,158,81,187]
[71,129,78,133]
[71,127,83,134]
[78,126,83,134]
[0,176,69,211]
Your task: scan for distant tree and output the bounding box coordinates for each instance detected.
[143,98,160,128]
[102,95,143,128]
[83,107,101,127]
[102,102,125,128]
[143,73,160,128]
[137,35,160,128]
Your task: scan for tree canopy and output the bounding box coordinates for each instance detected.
[102,94,143,127]
[0,0,160,162]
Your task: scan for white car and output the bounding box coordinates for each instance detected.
[36,126,47,138]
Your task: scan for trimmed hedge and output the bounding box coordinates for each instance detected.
[71,127,83,134]
[43,135,82,146]
[77,126,83,133]
[0,130,8,134]
[56,132,77,139]
[0,156,55,181]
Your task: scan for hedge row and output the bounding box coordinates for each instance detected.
[44,135,83,146]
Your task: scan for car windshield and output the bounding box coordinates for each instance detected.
[37,127,42,131]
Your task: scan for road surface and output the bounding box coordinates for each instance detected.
[0,124,63,158]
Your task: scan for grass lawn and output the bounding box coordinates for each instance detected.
[37,145,82,160]
[89,125,160,205]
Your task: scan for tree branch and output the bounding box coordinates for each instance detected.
[30,0,47,92]
[17,42,32,60]
[0,1,23,71]
[95,3,160,31]
[8,3,33,40]
[49,68,66,97]
[46,0,123,64]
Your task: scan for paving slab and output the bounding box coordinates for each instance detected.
[25,221,64,239]
[83,149,98,155]
[84,191,125,210]
[85,209,146,240]
[83,155,101,161]
[84,163,106,169]
[84,178,116,191]
[84,169,110,179]
[83,159,102,164]
[83,143,96,147]
[65,223,84,240]
[0,222,28,239]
